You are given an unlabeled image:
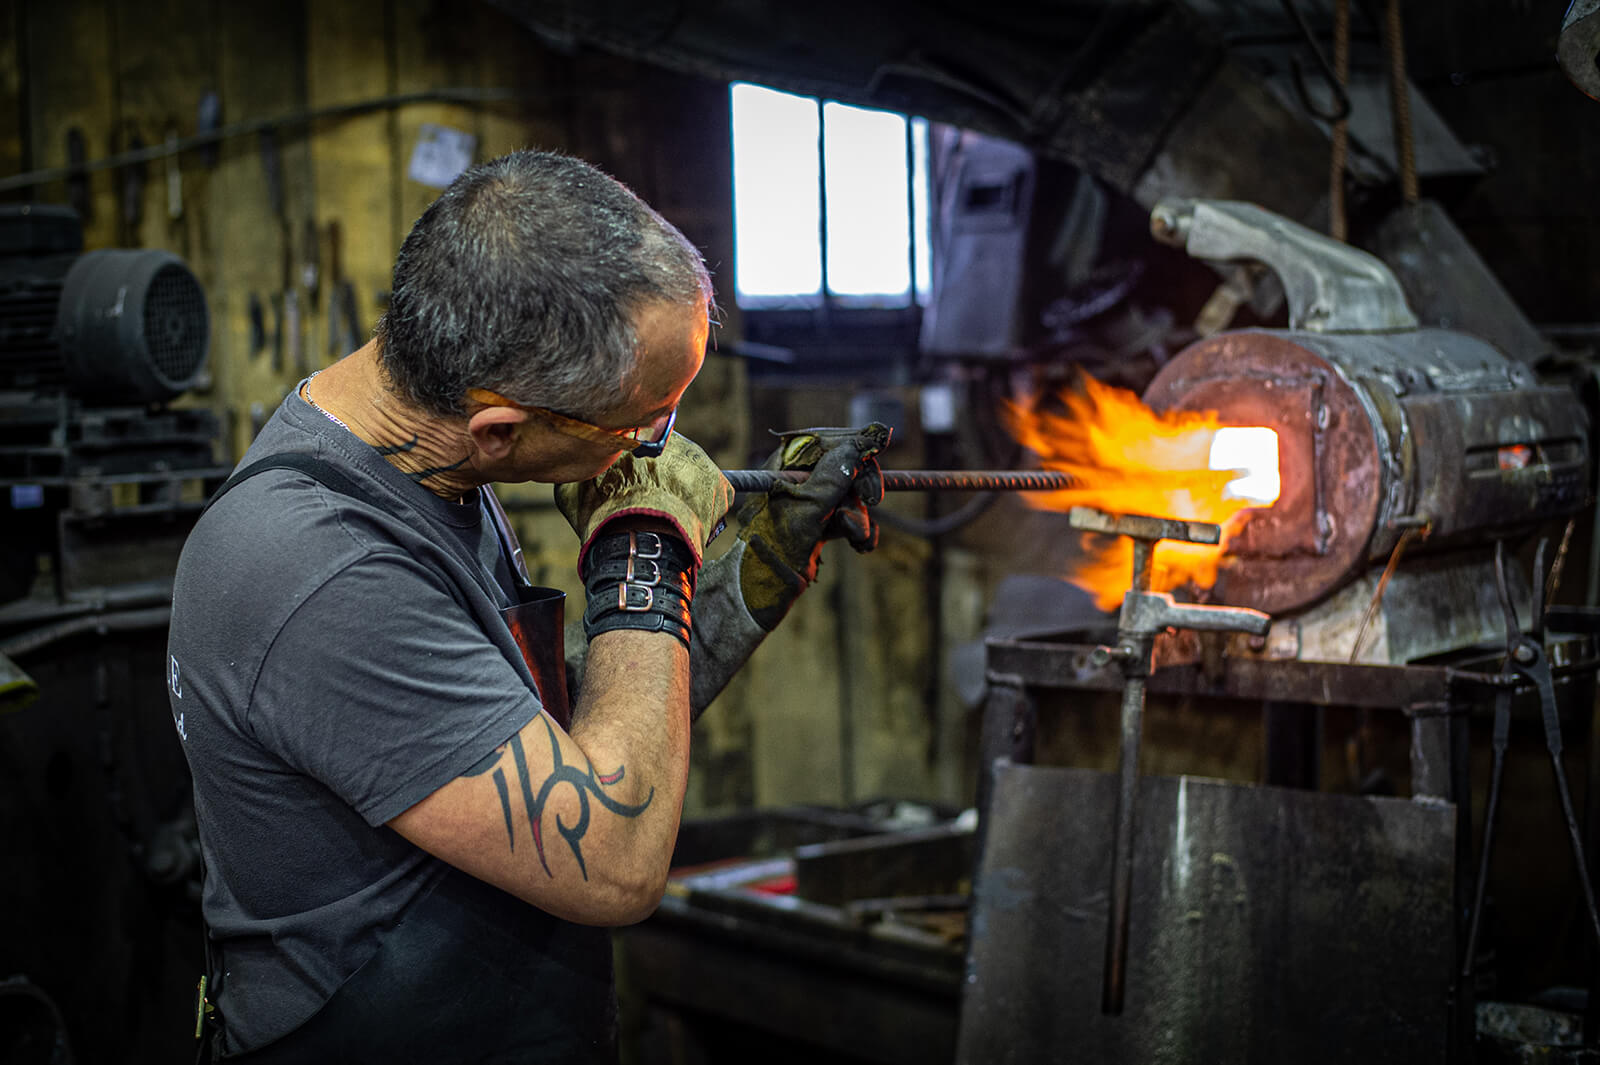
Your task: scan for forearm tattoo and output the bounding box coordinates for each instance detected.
[462,716,653,880]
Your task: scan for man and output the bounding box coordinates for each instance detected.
[168,150,884,1062]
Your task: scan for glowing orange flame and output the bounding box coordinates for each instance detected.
[1001,373,1280,610]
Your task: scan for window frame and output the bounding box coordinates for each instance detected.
[730,85,932,371]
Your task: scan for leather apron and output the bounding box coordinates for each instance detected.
[224,864,617,1064]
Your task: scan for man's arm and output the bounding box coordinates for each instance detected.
[389,624,690,926]
[392,436,731,926]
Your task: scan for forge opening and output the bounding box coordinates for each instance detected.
[1210,426,1281,506]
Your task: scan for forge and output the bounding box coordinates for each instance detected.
[965,198,1600,1065]
[1147,321,1588,662]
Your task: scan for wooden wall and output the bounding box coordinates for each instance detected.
[3,0,571,459]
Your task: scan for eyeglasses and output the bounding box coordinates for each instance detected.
[465,388,678,459]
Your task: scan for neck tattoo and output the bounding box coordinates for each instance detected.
[300,372,470,501]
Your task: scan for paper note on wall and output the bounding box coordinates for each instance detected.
[408,124,477,188]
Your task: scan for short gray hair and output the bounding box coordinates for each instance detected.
[375,150,712,418]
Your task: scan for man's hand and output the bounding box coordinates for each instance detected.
[555,434,734,569]
[734,423,891,630]
[560,422,893,718]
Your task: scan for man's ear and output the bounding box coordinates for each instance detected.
[466,405,528,461]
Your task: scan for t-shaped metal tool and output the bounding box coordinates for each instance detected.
[1068,506,1272,1016]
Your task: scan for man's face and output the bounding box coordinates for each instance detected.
[514,299,710,484]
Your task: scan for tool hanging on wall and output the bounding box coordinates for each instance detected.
[336,282,360,355]
[119,130,147,242]
[165,125,183,222]
[196,91,222,170]
[248,293,266,359]
[326,220,361,358]
[65,128,89,221]
[258,127,283,221]
[269,292,284,375]
[259,126,303,380]
[301,217,321,311]
[285,288,305,377]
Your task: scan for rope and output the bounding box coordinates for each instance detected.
[1329,0,1351,240]
[1384,0,1420,204]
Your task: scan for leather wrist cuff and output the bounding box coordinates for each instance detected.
[582,528,699,581]
[582,530,698,650]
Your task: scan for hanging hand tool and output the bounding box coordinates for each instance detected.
[120,129,146,240]
[326,220,362,357]
[165,125,183,221]
[1465,534,1548,972]
[1460,677,1513,978]
[248,293,267,358]
[196,91,222,170]
[337,281,360,353]
[1459,537,1542,977]
[1463,539,1600,969]
[270,292,284,375]
[285,288,306,378]
[66,128,90,221]
[1068,505,1271,1016]
[259,127,284,220]
[301,217,321,311]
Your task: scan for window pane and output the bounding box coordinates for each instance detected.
[822,101,910,301]
[730,83,822,301]
[911,118,932,305]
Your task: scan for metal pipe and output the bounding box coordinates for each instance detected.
[721,469,1075,493]
[1102,672,1146,1016]
[0,606,172,659]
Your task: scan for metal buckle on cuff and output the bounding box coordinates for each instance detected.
[629,530,664,560]
[617,582,655,612]
[625,555,661,585]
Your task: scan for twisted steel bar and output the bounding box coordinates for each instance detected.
[721,469,1076,493]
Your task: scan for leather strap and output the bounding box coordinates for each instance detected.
[580,529,697,649]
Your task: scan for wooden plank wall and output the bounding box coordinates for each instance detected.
[5,0,580,460]
[1,0,957,819]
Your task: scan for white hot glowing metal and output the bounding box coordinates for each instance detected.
[1208,427,1281,506]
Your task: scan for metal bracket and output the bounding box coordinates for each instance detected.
[1149,198,1419,334]
[1560,0,1600,101]
[1068,505,1220,546]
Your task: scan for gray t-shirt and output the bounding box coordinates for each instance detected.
[167,389,541,1051]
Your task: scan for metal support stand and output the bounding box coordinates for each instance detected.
[973,674,1036,867]
[1067,506,1271,1015]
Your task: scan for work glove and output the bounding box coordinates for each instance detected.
[676,423,890,718]
[563,424,891,721]
[733,423,892,630]
[554,433,734,571]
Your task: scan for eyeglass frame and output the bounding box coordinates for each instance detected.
[464,387,678,459]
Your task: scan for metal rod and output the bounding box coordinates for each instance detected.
[1102,672,1146,1016]
[0,87,528,193]
[1462,691,1511,977]
[721,469,1076,493]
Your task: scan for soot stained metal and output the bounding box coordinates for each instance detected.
[1146,199,1589,620]
[961,200,1597,1060]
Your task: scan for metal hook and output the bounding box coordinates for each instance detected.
[1282,0,1353,122]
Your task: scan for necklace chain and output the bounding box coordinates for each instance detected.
[302,371,351,432]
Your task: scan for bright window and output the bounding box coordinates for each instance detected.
[731,83,931,309]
